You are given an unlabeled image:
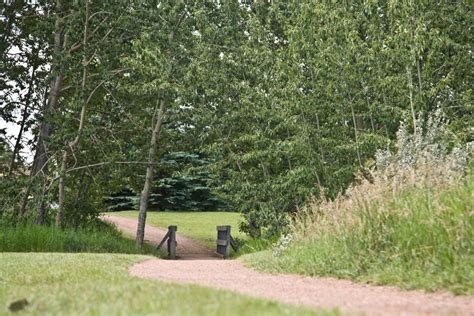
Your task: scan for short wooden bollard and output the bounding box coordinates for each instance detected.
[216,225,238,258]
[157,225,177,259]
[167,226,177,259]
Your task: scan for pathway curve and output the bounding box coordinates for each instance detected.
[105,214,474,315]
[103,215,218,259]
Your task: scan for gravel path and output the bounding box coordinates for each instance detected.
[105,214,474,315]
[103,215,218,259]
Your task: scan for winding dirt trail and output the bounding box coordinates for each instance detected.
[105,215,474,315]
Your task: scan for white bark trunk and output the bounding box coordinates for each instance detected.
[136,99,167,248]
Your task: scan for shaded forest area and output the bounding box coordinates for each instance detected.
[1,1,472,244]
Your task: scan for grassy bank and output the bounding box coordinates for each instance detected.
[112,211,246,249]
[246,171,473,295]
[0,253,331,315]
[0,222,157,255]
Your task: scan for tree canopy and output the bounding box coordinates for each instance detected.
[1,1,472,240]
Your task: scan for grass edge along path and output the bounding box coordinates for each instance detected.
[0,222,158,255]
[244,175,474,295]
[0,253,333,315]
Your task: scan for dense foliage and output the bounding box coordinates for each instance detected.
[1,1,472,238]
[248,112,473,294]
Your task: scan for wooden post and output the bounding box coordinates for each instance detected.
[157,225,177,259]
[167,225,177,259]
[216,225,231,258]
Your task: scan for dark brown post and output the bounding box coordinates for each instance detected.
[167,225,177,259]
[157,225,177,259]
[216,225,231,258]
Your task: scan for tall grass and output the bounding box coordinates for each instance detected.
[249,110,473,294]
[0,221,158,255]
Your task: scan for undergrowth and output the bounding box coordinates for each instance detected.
[248,109,474,295]
[0,221,158,255]
[236,236,279,256]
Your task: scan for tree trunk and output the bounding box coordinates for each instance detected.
[29,0,65,223]
[8,66,37,176]
[350,102,362,168]
[315,113,325,161]
[406,65,417,135]
[31,78,63,177]
[417,57,423,95]
[136,99,167,248]
[347,89,362,168]
[56,0,89,227]
[56,1,90,227]
[31,0,64,177]
[56,150,67,226]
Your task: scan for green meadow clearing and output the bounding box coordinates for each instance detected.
[113,211,246,249]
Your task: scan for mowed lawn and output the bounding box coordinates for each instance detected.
[1,253,325,315]
[113,211,246,249]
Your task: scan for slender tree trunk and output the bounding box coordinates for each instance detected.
[315,113,325,161]
[369,113,375,133]
[32,78,63,176]
[8,66,37,176]
[18,89,48,223]
[347,89,362,168]
[29,0,65,223]
[417,58,423,95]
[56,0,89,227]
[364,94,376,133]
[406,65,417,135]
[136,99,167,248]
[56,151,67,226]
[350,102,362,168]
[31,0,64,177]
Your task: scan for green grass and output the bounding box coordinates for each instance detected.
[235,236,279,256]
[0,222,158,255]
[113,211,246,249]
[245,177,474,295]
[0,253,335,315]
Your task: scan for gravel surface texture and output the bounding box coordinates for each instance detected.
[105,214,474,315]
